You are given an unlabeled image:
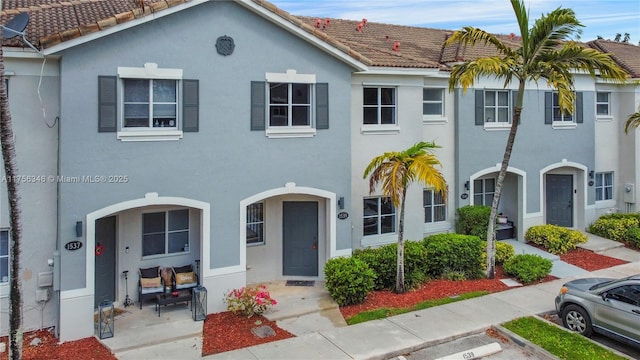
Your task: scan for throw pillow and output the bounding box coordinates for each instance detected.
[175,271,196,285]
[141,276,161,288]
[173,265,192,274]
[139,266,159,278]
[160,267,172,286]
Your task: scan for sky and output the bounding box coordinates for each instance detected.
[270,0,640,43]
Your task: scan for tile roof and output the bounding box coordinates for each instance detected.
[1,0,638,78]
[588,40,640,78]
[0,0,189,50]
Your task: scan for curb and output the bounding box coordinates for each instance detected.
[490,325,557,360]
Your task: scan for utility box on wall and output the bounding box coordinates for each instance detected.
[624,183,635,203]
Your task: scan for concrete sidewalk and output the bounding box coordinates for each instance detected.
[115,235,639,360]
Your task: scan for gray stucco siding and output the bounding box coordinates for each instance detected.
[455,88,595,214]
[56,1,353,291]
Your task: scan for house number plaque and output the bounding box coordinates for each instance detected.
[65,240,83,251]
[338,211,349,220]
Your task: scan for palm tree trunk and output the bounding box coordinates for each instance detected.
[396,188,407,293]
[0,47,24,359]
[486,84,524,279]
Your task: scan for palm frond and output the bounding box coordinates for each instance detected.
[449,57,517,91]
[446,27,517,58]
[625,112,640,134]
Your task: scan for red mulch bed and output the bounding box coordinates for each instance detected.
[560,248,628,271]
[0,329,116,360]
[201,312,294,356]
[0,247,630,358]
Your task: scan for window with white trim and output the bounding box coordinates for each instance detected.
[474,178,495,206]
[552,92,574,122]
[269,83,311,127]
[246,202,265,245]
[424,189,446,223]
[363,87,396,125]
[123,79,177,129]
[423,88,444,117]
[484,90,510,123]
[0,230,8,284]
[596,92,610,116]
[142,209,190,257]
[363,197,396,236]
[595,172,613,201]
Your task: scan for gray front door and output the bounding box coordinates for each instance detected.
[95,216,116,308]
[546,174,573,227]
[283,202,318,276]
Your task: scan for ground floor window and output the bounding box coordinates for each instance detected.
[142,209,189,257]
[595,172,613,201]
[474,178,495,206]
[246,202,265,245]
[0,230,8,283]
[424,189,446,223]
[363,196,396,236]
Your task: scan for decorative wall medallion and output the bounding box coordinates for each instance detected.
[216,35,235,56]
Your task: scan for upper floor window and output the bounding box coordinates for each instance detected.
[363,87,396,125]
[484,90,510,124]
[0,230,8,284]
[123,79,177,128]
[595,172,613,201]
[423,88,444,117]
[251,70,327,138]
[143,209,190,257]
[545,91,583,127]
[424,189,446,223]
[246,202,265,245]
[269,83,311,127]
[363,197,396,236]
[596,92,610,116]
[474,178,495,206]
[99,63,199,141]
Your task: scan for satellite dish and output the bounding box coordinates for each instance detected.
[2,12,29,39]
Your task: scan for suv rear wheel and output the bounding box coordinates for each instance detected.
[561,304,593,337]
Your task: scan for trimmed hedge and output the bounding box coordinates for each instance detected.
[422,233,485,279]
[455,205,491,239]
[588,217,639,242]
[352,240,427,291]
[324,257,376,306]
[525,224,587,254]
[503,254,553,284]
[624,227,640,248]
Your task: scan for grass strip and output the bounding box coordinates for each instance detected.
[346,291,489,325]
[502,316,627,360]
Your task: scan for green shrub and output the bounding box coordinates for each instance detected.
[353,240,427,291]
[495,241,515,264]
[503,254,553,284]
[597,212,640,222]
[624,227,640,248]
[525,224,587,254]
[455,205,491,239]
[324,257,375,306]
[588,217,639,242]
[422,233,484,279]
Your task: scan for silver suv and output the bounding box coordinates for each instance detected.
[555,274,640,347]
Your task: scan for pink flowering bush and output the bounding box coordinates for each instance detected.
[224,285,277,317]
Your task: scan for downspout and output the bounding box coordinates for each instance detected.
[53,57,61,338]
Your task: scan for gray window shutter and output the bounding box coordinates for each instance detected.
[316,83,329,129]
[575,92,583,123]
[544,92,552,124]
[98,76,117,132]
[512,90,519,125]
[475,90,484,125]
[251,81,266,131]
[183,79,199,132]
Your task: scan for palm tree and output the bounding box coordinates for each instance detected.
[363,141,447,293]
[0,46,24,359]
[446,0,627,279]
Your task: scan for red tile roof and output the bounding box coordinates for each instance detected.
[588,40,640,78]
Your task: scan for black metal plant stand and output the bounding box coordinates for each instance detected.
[123,270,134,308]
